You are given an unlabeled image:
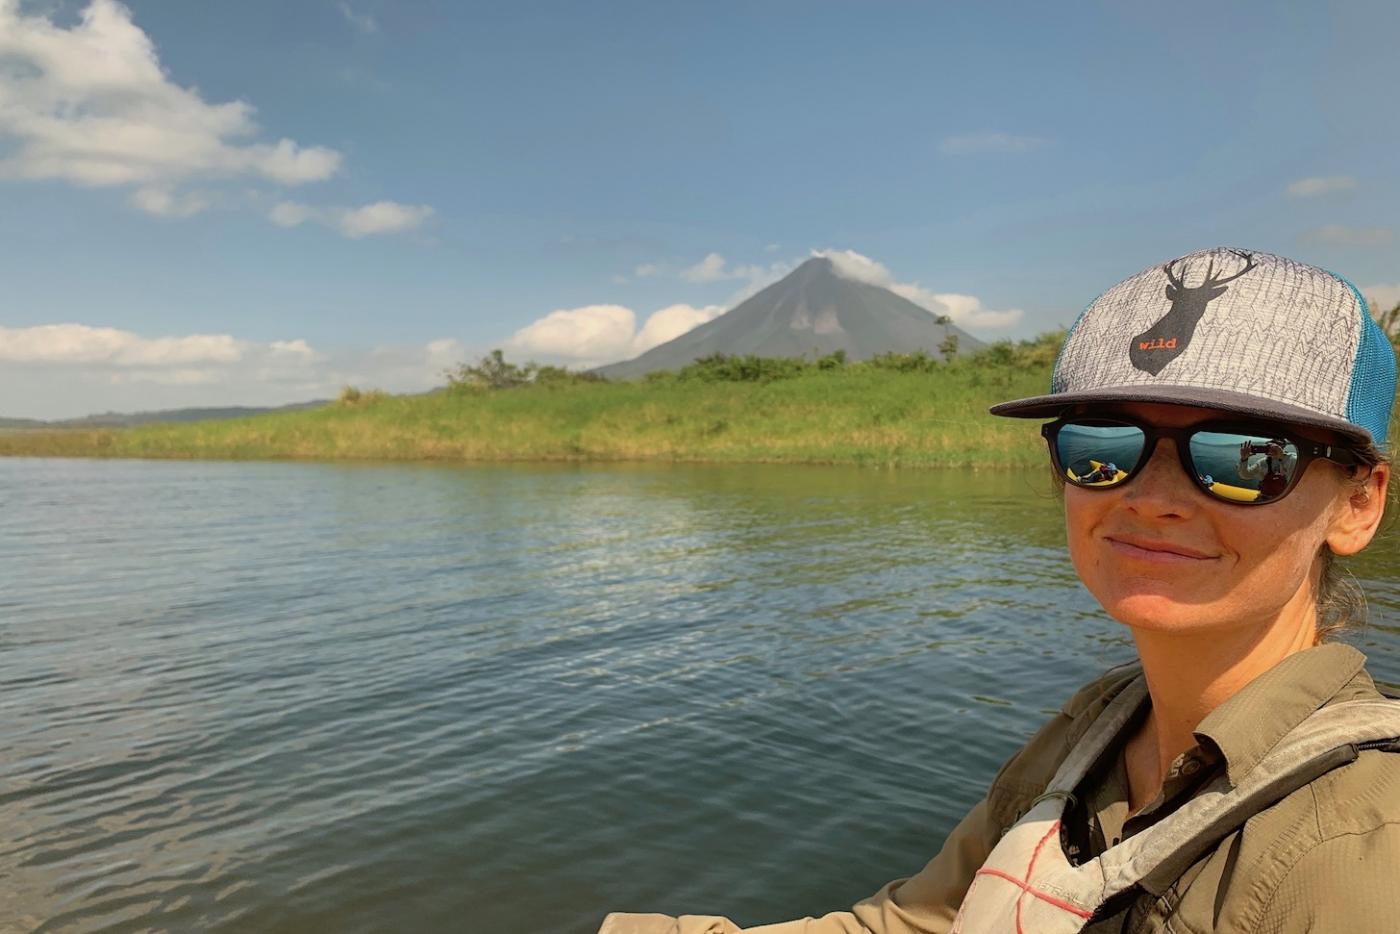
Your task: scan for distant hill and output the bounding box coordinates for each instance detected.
[0,400,329,430]
[0,416,49,429]
[594,256,986,379]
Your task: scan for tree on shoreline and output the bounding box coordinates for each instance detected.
[445,350,606,392]
[1373,300,1400,348]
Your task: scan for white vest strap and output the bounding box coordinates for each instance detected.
[951,687,1400,934]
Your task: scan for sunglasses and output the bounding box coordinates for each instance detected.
[1042,416,1365,505]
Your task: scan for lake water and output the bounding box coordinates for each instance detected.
[3,457,1398,933]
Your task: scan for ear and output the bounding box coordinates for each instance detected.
[1165,284,1178,301]
[1325,462,1390,557]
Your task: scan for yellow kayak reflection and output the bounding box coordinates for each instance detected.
[1067,460,1261,502]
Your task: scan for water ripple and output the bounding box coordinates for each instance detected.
[0,458,1394,933]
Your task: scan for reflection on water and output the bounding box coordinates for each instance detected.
[1,458,1396,932]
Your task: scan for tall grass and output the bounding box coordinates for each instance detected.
[0,344,1061,468]
[8,308,1398,470]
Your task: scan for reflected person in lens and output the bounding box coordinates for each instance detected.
[1236,439,1297,500]
[601,249,1400,934]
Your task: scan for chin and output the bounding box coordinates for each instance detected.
[1099,592,1227,633]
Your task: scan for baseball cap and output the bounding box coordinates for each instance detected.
[991,247,1398,448]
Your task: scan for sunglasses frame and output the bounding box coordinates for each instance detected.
[1041,415,1364,506]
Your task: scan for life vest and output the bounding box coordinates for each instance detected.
[950,677,1400,934]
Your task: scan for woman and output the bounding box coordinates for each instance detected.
[602,248,1399,934]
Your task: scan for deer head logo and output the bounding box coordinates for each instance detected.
[1129,250,1257,375]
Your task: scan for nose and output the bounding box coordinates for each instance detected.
[1120,437,1199,519]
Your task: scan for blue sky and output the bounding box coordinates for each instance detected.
[3,0,1399,418]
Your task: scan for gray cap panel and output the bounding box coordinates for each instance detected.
[1051,249,1362,422]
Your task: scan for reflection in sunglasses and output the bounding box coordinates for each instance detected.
[1043,417,1356,507]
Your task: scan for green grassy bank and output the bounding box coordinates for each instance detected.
[11,306,1397,470]
[0,345,1063,468]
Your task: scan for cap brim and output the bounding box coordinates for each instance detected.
[990,384,1375,447]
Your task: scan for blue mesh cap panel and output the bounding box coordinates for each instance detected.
[1337,277,1398,448]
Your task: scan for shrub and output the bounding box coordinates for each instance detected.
[536,365,606,386]
[445,350,607,392]
[676,353,811,383]
[446,349,534,392]
[867,351,938,373]
[337,386,387,406]
[975,341,1016,367]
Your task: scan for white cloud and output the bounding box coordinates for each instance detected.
[1301,225,1393,245]
[1287,176,1356,197]
[269,201,315,228]
[817,249,893,286]
[109,367,221,386]
[338,200,434,238]
[0,323,243,365]
[505,304,637,360]
[269,338,320,361]
[676,252,791,302]
[268,199,434,238]
[633,263,662,277]
[425,338,465,368]
[632,303,724,353]
[0,322,481,419]
[812,248,1023,330]
[0,1,427,232]
[917,292,1024,330]
[505,302,724,364]
[940,132,1045,155]
[682,252,729,282]
[129,186,210,217]
[0,0,342,197]
[337,2,378,34]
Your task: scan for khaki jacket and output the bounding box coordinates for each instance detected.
[602,644,1400,934]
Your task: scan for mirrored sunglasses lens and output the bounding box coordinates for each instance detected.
[1188,431,1300,503]
[1056,423,1144,487]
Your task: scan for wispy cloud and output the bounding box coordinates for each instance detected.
[813,248,1023,330]
[1300,225,1393,246]
[270,200,434,238]
[1286,176,1356,198]
[939,132,1045,155]
[681,252,729,282]
[129,186,213,218]
[0,321,479,419]
[339,201,434,237]
[336,1,378,34]
[679,253,790,296]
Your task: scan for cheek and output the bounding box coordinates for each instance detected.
[1063,489,1109,582]
[1224,505,1327,598]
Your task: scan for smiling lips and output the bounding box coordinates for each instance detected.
[1105,535,1219,563]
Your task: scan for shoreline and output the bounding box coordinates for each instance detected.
[0,352,1060,469]
[0,443,1045,470]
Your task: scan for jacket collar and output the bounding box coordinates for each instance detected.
[1191,642,1371,786]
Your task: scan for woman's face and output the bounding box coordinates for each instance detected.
[1064,402,1389,636]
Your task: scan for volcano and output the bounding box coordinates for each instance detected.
[594,256,985,379]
